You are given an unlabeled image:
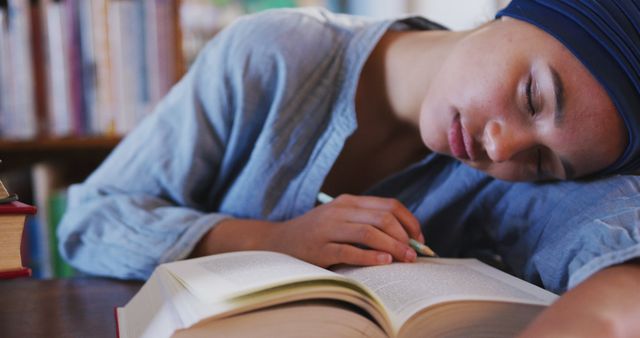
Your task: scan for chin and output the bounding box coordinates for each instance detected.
[420,134,441,154]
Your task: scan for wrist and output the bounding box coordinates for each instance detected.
[190,218,278,257]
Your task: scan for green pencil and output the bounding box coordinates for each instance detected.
[409,238,438,257]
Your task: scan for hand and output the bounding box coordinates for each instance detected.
[268,194,424,268]
[192,194,425,268]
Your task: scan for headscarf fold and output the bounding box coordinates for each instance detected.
[496,0,640,175]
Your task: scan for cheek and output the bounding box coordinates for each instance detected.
[418,91,448,153]
[419,55,480,153]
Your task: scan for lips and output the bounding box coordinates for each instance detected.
[448,114,476,161]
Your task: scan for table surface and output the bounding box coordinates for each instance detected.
[0,277,142,338]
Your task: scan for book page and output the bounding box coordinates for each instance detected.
[164,251,344,303]
[334,258,557,324]
[0,180,9,199]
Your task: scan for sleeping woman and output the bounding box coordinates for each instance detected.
[59,1,640,336]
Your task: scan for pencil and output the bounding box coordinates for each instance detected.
[316,191,334,204]
[409,239,438,257]
[316,192,438,258]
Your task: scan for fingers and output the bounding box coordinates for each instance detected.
[323,243,393,267]
[331,223,416,263]
[336,208,410,243]
[332,194,425,243]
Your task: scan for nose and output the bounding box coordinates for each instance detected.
[483,119,535,163]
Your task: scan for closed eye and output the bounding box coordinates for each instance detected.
[526,74,536,116]
[536,148,543,178]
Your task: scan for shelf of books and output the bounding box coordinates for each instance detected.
[0,0,332,279]
[0,0,187,278]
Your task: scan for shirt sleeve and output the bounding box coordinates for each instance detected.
[57,21,243,280]
[482,175,640,294]
[58,7,360,280]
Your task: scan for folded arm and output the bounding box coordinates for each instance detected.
[519,259,640,338]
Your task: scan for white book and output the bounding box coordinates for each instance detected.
[30,162,63,279]
[90,0,115,135]
[109,0,147,135]
[0,9,8,136]
[6,0,37,139]
[117,251,557,338]
[44,0,72,137]
[78,0,98,135]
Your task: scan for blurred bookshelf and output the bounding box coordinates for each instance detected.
[0,0,328,279]
[0,136,119,171]
[0,0,504,279]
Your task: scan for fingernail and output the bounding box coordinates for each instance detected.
[405,248,416,262]
[377,253,392,264]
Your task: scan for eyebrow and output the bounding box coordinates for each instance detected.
[551,66,566,127]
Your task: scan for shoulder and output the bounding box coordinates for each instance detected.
[214,7,375,61]
[229,7,369,41]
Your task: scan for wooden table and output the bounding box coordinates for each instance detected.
[0,278,142,338]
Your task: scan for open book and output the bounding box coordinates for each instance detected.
[116,251,557,338]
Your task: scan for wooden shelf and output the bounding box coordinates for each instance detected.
[0,136,121,152]
[0,136,122,171]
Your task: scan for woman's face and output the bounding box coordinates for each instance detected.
[419,17,627,181]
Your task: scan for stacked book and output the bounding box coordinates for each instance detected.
[0,176,36,279]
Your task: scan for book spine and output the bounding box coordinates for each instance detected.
[24,217,45,279]
[0,4,7,137]
[64,0,87,136]
[44,0,73,137]
[30,162,60,278]
[49,189,74,277]
[107,1,125,134]
[90,0,114,136]
[6,0,38,139]
[134,0,150,121]
[108,0,147,134]
[28,0,49,137]
[0,202,37,213]
[78,0,98,135]
[157,0,183,98]
[170,0,184,83]
[145,0,160,106]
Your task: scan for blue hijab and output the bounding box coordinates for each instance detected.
[496,0,640,175]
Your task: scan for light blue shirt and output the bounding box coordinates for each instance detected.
[58,8,640,294]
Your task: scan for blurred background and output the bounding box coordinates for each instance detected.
[0,0,508,279]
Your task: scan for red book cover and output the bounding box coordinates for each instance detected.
[114,307,121,338]
[0,267,31,279]
[0,201,37,214]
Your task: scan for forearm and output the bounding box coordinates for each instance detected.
[519,260,640,338]
[190,218,279,257]
[59,186,230,279]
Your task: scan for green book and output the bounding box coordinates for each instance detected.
[48,190,74,278]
